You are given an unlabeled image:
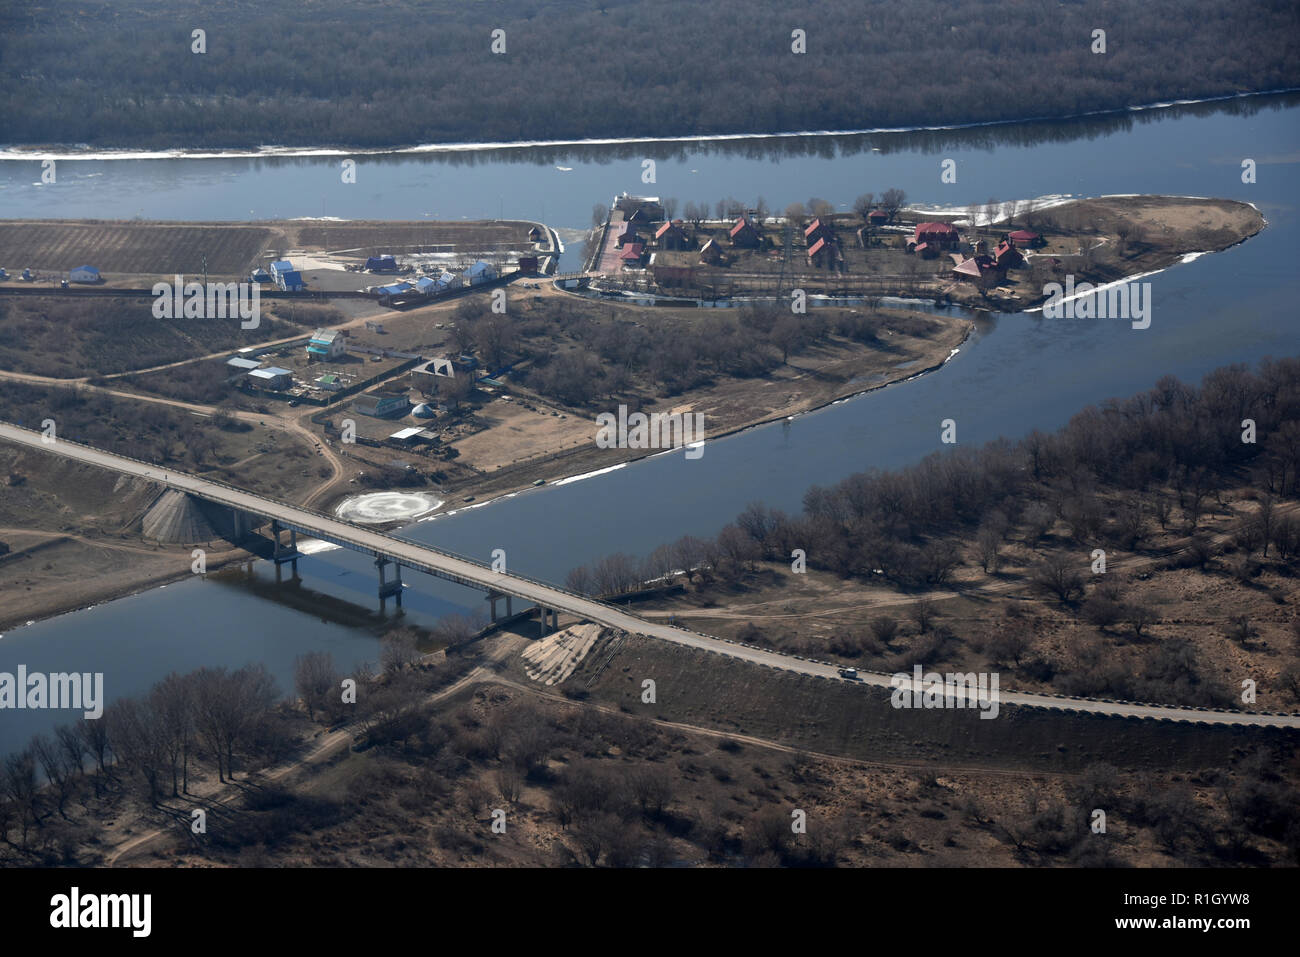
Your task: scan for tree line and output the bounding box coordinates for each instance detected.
[4,0,1296,148]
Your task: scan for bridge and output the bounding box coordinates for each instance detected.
[3,421,1298,729]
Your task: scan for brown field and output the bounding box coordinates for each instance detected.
[291,219,538,256]
[0,296,308,378]
[0,221,274,276]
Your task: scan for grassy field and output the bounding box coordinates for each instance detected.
[0,221,274,276]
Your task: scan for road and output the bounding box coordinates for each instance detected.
[2,421,1297,730]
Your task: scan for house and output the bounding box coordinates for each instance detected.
[352,389,411,418]
[654,220,689,251]
[315,373,345,392]
[306,328,347,361]
[619,243,646,268]
[247,367,293,390]
[437,270,461,291]
[463,261,497,286]
[952,254,1005,288]
[868,209,889,226]
[729,217,761,248]
[269,260,294,282]
[1008,229,1044,248]
[378,281,415,300]
[69,265,100,283]
[414,276,439,296]
[276,269,305,292]
[913,222,962,249]
[807,237,840,269]
[804,218,833,245]
[411,357,456,392]
[365,255,398,272]
[698,238,724,265]
[993,240,1024,270]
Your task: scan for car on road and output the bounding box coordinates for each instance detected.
[838,668,859,680]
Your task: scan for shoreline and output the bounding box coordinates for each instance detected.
[335,319,976,525]
[2,320,975,630]
[3,88,1297,161]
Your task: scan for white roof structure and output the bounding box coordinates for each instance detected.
[227,357,262,370]
[388,427,425,440]
[249,366,292,380]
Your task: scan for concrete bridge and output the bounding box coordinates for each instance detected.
[3,421,1299,729]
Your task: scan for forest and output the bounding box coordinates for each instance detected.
[2,0,1296,148]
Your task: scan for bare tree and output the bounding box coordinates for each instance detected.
[151,673,197,797]
[294,651,338,722]
[192,665,278,783]
[1031,554,1085,603]
[880,188,906,223]
[381,629,421,675]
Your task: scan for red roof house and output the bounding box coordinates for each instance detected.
[654,220,689,250]
[807,236,840,269]
[952,254,1004,286]
[729,217,761,248]
[914,222,962,248]
[993,240,1024,269]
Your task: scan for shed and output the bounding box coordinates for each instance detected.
[69,265,100,283]
[226,356,263,371]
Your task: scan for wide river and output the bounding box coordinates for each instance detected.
[0,95,1296,754]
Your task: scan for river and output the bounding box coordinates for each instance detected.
[0,94,1296,754]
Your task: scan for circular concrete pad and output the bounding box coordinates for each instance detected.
[334,491,442,524]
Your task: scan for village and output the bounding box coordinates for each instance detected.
[587,192,1058,306]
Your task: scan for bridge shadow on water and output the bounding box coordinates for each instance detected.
[207,560,422,637]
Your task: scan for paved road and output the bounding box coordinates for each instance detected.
[3,421,1297,730]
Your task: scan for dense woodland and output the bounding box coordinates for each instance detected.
[3,0,1296,148]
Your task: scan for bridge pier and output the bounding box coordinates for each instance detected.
[487,590,513,623]
[376,558,403,604]
[538,606,558,637]
[270,520,299,564]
